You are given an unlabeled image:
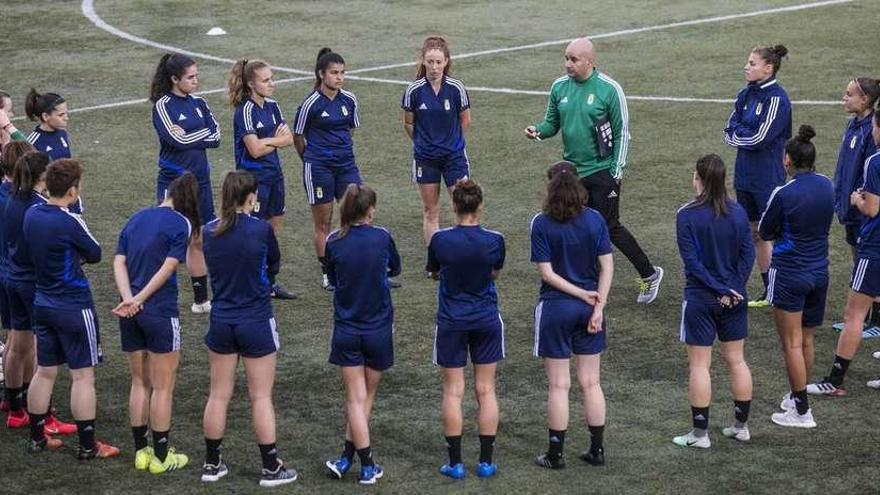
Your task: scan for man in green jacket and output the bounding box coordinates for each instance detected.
[526,37,663,304]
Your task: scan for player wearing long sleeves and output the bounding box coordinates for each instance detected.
[724,44,792,307]
[526,37,661,304]
[672,154,755,449]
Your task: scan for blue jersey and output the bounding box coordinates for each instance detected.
[427,225,504,330]
[676,200,755,303]
[530,208,612,300]
[401,76,470,161]
[27,127,71,160]
[293,88,360,165]
[859,152,880,259]
[5,191,46,284]
[116,206,191,317]
[759,172,835,272]
[203,214,279,321]
[834,112,876,225]
[233,97,285,180]
[24,204,101,309]
[0,181,12,278]
[326,225,401,333]
[724,77,792,193]
[152,92,220,175]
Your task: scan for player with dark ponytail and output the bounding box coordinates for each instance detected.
[758,125,834,428]
[25,89,71,161]
[724,44,792,308]
[150,53,220,314]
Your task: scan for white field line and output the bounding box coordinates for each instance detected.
[56,0,849,121]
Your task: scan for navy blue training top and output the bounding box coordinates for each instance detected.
[676,200,755,303]
[326,225,401,333]
[233,97,285,181]
[427,225,504,330]
[27,127,71,160]
[759,172,835,272]
[24,204,101,309]
[152,92,220,175]
[858,152,880,259]
[116,206,192,317]
[293,88,360,165]
[401,76,470,161]
[203,213,279,321]
[834,112,876,225]
[0,181,13,279]
[5,190,47,284]
[530,208,612,300]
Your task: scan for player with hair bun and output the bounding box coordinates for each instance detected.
[24,89,71,160]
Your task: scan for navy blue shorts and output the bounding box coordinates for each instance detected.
[679,300,748,346]
[303,161,361,205]
[5,279,34,330]
[34,306,102,369]
[0,276,10,330]
[412,151,470,188]
[120,313,181,354]
[433,316,505,368]
[852,258,880,298]
[254,175,286,220]
[329,325,394,371]
[533,299,606,358]
[768,267,829,328]
[157,169,215,222]
[205,316,279,358]
[736,189,773,222]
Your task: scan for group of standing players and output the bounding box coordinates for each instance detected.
[0,32,877,488]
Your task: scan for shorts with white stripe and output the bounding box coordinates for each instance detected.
[767,267,828,328]
[413,150,470,187]
[120,313,181,354]
[33,305,102,369]
[533,299,606,358]
[302,160,361,205]
[205,316,279,358]
[851,258,880,297]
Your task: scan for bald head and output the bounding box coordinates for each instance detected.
[564,37,595,81]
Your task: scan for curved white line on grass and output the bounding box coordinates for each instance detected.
[348,0,854,74]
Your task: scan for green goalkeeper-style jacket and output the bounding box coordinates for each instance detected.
[534,68,630,179]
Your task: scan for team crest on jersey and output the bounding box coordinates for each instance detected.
[316,187,324,199]
[341,106,349,117]
[560,96,569,104]
[417,166,423,178]
[418,103,428,110]
[60,137,68,148]
[196,108,204,118]
[755,103,763,116]
[850,136,858,149]
[177,113,187,121]
[256,121,264,129]
[444,99,451,111]
[587,94,595,105]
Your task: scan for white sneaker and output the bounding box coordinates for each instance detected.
[672,430,710,448]
[771,408,816,428]
[779,392,795,411]
[867,377,880,389]
[191,300,212,314]
[721,425,750,442]
[636,266,664,304]
[872,351,880,360]
[322,273,335,292]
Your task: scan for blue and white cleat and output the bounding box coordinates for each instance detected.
[476,462,497,478]
[325,456,352,479]
[358,464,384,485]
[439,462,467,479]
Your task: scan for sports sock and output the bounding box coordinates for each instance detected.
[871,302,880,325]
[691,406,709,434]
[153,430,169,462]
[205,437,222,466]
[828,355,851,386]
[29,411,47,443]
[76,419,96,451]
[342,439,355,461]
[734,400,750,427]
[22,383,29,409]
[588,425,604,453]
[258,443,279,471]
[792,389,809,415]
[478,435,495,464]
[132,425,149,451]
[548,429,565,458]
[191,276,208,304]
[7,387,21,412]
[357,446,374,467]
[445,435,462,465]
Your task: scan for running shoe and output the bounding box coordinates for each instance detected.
[439,462,467,479]
[134,446,154,470]
[44,414,77,436]
[358,464,384,485]
[271,283,297,300]
[747,298,770,308]
[672,431,710,448]
[636,266,664,304]
[779,392,795,411]
[259,461,297,487]
[866,377,880,389]
[149,448,189,474]
[77,440,121,460]
[721,425,750,442]
[325,456,352,479]
[476,462,498,478]
[388,278,402,289]
[191,301,212,314]
[806,378,848,396]
[533,453,565,470]
[6,409,28,428]
[579,448,605,465]
[322,274,334,292]
[873,351,880,360]
[771,408,816,428]
[201,459,229,482]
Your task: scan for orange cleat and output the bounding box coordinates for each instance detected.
[44,415,77,436]
[7,409,29,428]
[78,440,121,460]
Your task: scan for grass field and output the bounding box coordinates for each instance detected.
[2,0,879,493]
